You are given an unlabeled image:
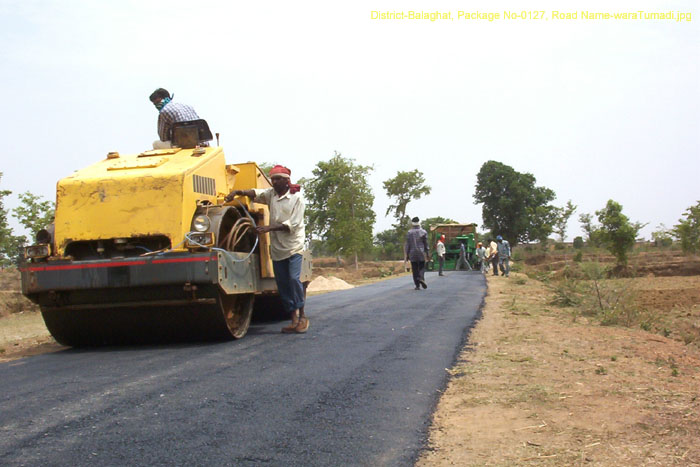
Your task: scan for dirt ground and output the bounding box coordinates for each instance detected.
[417,271,700,466]
[2,254,700,466]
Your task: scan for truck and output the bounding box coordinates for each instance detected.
[20,121,311,346]
[426,223,478,271]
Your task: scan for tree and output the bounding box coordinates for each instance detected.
[553,200,577,242]
[0,178,56,267]
[303,152,375,268]
[373,228,402,260]
[578,212,603,247]
[674,201,700,254]
[421,216,458,233]
[12,191,55,238]
[0,172,17,267]
[473,161,556,246]
[596,199,645,268]
[651,223,673,248]
[257,162,277,177]
[383,170,431,231]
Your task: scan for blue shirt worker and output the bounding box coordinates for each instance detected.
[405,217,429,290]
[225,165,309,333]
[455,241,471,270]
[149,88,200,149]
[496,235,511,277]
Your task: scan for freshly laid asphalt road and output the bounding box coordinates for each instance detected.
[0,271,485,466]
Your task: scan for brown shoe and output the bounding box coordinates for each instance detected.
[282,311,300,333]
[295,317,310,333]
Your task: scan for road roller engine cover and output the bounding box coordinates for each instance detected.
[20,137,311,346]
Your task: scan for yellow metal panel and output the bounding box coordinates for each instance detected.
[54,147,228,255]
[107,157,169,170]
[227,162,274,277]
[53,148,278,279]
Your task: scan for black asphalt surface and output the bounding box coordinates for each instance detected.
[0,271,485,466]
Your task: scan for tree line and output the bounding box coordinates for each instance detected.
[0,172,56,267]
[2,160,699,268]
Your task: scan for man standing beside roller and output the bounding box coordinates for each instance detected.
[225,165,309,333]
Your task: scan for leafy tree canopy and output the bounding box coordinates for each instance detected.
[578,212,604,247]
[0,173,56,267]
[0,172,17,267]
[257,162,278,177]
[553,200,577,242]
[383,169,431,230]
[651,223,673,248]
[420,216,458,233]
[13,191,55,238]
[674,201,700,254]
[303,152,375,266]
[596,199,645,267]
[473,161,556,245]
[373,228,402,260]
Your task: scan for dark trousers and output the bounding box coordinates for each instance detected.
[491,256,499,275]
[410,261,426,286]
[438,256,445,275]
[272,254,305,313]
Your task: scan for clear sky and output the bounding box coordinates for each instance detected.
[1,0,697,241]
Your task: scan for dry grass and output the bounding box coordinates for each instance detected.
[419,272,700,466]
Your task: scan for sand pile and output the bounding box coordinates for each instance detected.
[307,275,354,292]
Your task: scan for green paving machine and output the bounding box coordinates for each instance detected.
[426,224,478,271]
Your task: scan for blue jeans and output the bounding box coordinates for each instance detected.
[273,254,305,313]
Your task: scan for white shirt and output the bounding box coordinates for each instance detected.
[253,188,306,261]
[436,241,446,257]
[489,241,498,257]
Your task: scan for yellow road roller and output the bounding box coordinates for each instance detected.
[20,126,311,346]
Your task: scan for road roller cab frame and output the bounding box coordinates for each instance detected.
[20,136,311,346]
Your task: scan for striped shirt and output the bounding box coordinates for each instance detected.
[157,101,199,141]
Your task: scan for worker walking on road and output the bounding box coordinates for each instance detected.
[405,217,429,290]
[497,235,511,277]
[225,165,309,333]
[455,240,471,270]
[436,235,446,276]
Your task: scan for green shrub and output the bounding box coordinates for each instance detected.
[573,236,584,249]
[547,277,582,307]
[674,202,700,254]
[596,200,645,267]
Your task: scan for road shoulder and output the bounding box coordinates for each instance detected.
[418,272,700,466]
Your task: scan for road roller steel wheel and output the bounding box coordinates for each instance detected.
[219,293,254,339]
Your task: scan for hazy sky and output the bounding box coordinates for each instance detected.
[1,0,697,241]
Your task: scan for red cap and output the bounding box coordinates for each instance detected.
[269,165,291,178]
